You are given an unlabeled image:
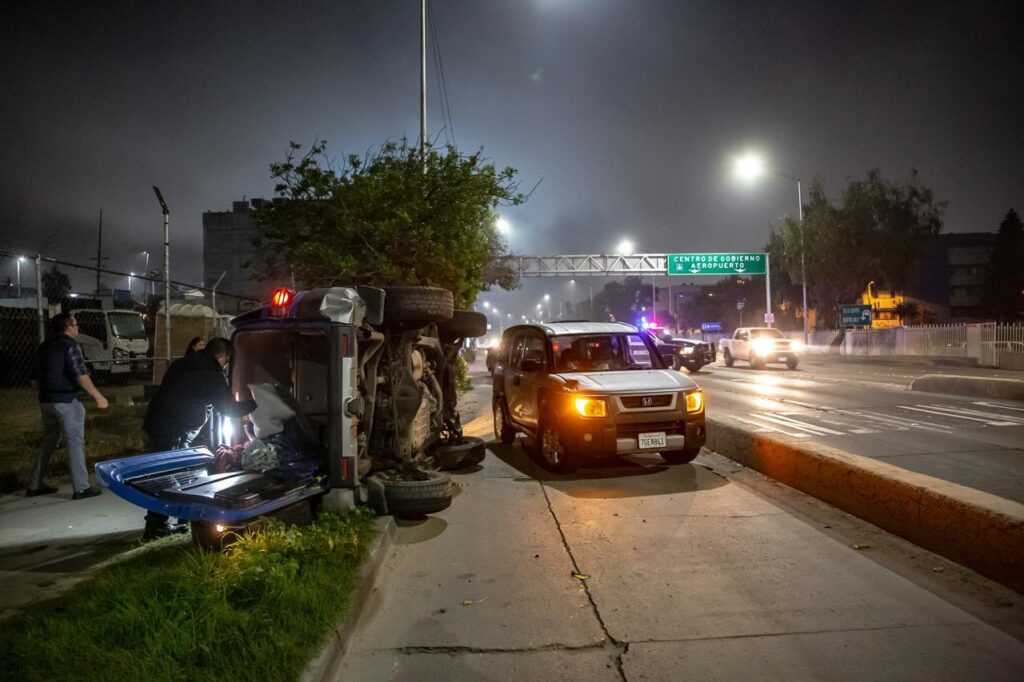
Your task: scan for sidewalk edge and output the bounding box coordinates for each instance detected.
[302,515,397,681]
[706,417,1024,593]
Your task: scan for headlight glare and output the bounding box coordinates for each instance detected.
[574,397,607,418]
[752,339,774,355]
[679,346,694,355]
[685,391,704,413]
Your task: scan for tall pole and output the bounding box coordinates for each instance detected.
[589,284,594,321]
[35,255,44,342]
[143,250,151,297]
[797,179,808,344]
[765,251,772,327]
[16,258,22,298]
[95,210,103,295]
[420,0,427,162]
[153,186,170,367]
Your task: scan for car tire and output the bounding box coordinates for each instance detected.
[440,310,488,339]
[493,398,517,444]
[534,415,577,474]
[786,356,799,370]
[723,349,734,367]
[381,471,453,518]
[432,436,486,470]
[662,446,701,465]
[382,286,454,324]
[671,356,682,371]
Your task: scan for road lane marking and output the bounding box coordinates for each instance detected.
[973,401,1024,412]
[834,409,946,432]
[748,413,835,436]
[898,405,1019,426]
[773,412,847,435]
[732,414,810,437]
[925,405,1024,424]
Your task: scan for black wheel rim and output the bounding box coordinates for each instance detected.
[541,425,564,466]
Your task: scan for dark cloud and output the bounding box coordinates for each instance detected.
[2,1,1021,313]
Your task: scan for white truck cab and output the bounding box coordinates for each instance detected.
[72,309,151,378]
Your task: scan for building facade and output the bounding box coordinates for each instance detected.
[202,199,287,312]
[906,232,995,322]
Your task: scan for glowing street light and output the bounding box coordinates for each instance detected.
[496,216,511,235]
[731,150,808,343]
[616,238,634,255]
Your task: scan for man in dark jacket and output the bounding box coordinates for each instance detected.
[28,313,109,499]
[142,336,253,538]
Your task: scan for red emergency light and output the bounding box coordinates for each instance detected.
[270,288,294,315]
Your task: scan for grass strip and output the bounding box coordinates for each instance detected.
[0,508,378,682]
[0,387,147,493]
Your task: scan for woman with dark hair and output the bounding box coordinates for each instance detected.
[185,337,206,355]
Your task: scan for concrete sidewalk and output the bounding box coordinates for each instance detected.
[0,482,146,619]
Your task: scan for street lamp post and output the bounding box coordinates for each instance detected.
[733,153,809,344]
[16,256,25,298]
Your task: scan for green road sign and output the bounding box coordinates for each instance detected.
[840,304,872,327]
[667,252,767,276]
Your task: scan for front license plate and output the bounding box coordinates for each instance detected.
[638,432,667,449]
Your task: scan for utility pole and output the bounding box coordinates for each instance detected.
[153,187,171,367]
[420,0,427,164]
[92,210,109,295]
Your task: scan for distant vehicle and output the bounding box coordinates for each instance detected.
[647,332,716,372]
[485,336,503,374]
[72,309,151,378]
[719,327,801,370]
[492,321,706,473]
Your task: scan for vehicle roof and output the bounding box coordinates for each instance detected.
[504,321,639,336]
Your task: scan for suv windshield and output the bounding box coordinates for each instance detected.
[109,312,147,339]
[552,333,662,372]
[750,328,785,339]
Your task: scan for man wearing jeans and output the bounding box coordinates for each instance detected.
[28,313,109,499]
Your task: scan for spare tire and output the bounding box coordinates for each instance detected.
[440,310,488,339]
[381,470,453,517]
[382,286,454,324]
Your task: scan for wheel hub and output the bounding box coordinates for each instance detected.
[542,427,563,465]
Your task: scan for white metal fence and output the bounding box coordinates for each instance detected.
[779,323,1024,367]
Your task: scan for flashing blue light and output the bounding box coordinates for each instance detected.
[640,316,649,329]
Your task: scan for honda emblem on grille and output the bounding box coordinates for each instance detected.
[641,396,653,407]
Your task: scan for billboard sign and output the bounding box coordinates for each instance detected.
[701,322,723,332]
[840,304,873,327]
[667,252,767,276]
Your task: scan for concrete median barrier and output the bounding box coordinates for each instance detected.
[910,374,1024,401]
[706,417,1024,593]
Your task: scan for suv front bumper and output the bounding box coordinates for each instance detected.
[558,412,706,459]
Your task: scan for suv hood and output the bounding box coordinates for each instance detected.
[555,369,697,392]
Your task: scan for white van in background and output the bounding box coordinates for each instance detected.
[73,309,151,379]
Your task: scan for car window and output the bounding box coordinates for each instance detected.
[552,333,661,371]
[109,312,146,339]
[737,331,749,341]
[76,312,107,342]
[515,335,546,369]
[751,328,784,338]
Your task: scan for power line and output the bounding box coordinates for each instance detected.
[428,0,455,146]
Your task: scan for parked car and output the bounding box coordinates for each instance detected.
[719,327,801,370]
[97,286,487,548]
[492,321,706,473]
[648,332,716,372]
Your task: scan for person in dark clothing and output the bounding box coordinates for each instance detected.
[142,337,254,539]
[28,313,109,499]
[185,336,206,355]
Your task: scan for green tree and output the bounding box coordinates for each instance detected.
[985,209,1024,321]
[41,265,71,303]
[251,139,526,308]
[770,170,944,327]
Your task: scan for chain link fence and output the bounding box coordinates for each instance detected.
[0,252,260,390]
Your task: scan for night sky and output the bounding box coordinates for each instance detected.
[2,1,1021,315]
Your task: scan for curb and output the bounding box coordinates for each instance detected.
[302,515,397,681]
[910,374,1024,401]
[706,417,1024,593]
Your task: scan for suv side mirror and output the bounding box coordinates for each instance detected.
[520,358,545,373]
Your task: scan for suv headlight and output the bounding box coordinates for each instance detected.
[113,347,128,359]
[751,339,774,356]
[679,346,694,355]
[574,397,607,418]
[685,390,703,413]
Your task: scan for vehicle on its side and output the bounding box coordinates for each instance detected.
[648,332,716,372]
[719,327,801,370]
[97,286,487,549]
[71,308,151,379]
[492,322,706,473]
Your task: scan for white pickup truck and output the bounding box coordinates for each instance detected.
[719,327,802,370]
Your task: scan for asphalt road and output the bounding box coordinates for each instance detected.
[689,356,1024,503]
[337,372,1024,681]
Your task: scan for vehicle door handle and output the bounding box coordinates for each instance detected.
[513,375,521,386]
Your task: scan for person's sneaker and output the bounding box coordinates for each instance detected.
[72,487,102,500]
[26,485,58,497]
